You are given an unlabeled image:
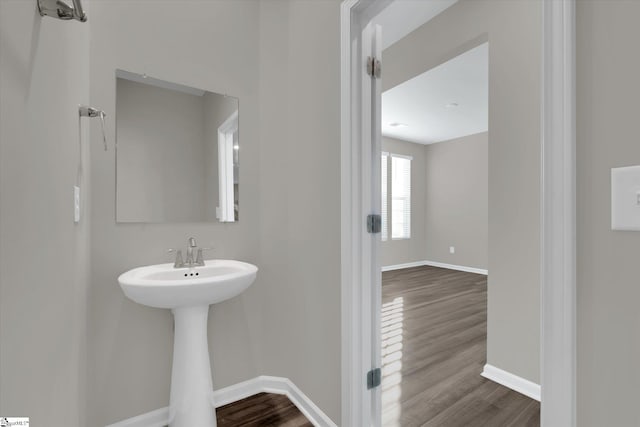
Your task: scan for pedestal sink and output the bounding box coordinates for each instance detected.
[118,259,258,427]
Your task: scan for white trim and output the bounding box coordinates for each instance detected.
[341,2,390,426]
[381,260,488,275]
[340,1,361,426]
[381,261,427,272]
[218,109,239,133]
[481,364,541,402]
[540,0,576,425]
[214,376,337,427]
[421,260,488,275]
[105,376,336,427]
[104,407,169,427]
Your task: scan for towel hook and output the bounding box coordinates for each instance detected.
[79,105,108,151]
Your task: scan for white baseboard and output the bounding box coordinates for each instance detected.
[214,376,336,427]
[381,260,427,272]
[382,260,488,275]
[422,260,488,275]
[104,407,169,427]
[481,364,541,401]
[105,376,337,427]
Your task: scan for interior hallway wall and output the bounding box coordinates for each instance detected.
[384,0,541,383]
[577,1,640,425]
[0,1,90,425]
[424,132,488,270]
[257,0,342,420]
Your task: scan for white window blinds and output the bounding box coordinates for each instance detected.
[381,152,388,241]
[391,154,411,239]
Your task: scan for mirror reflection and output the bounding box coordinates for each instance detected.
[115,70,239,223]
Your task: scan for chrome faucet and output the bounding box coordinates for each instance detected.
[186,237,197,266]
[170,237,210,268]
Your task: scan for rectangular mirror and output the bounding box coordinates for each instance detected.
[115,70,239,223]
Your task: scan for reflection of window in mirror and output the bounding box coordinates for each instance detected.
[217,110,239,222]
[233,130,239,222]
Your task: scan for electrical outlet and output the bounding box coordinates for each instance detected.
[449,246,455,254]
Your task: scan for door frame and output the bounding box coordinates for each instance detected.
[339,1,577,426]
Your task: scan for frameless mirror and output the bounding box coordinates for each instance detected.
[115,70,239,223]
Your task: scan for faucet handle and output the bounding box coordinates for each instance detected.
[195,247,212,266]
[168,249,184,268]
[188,237,197,248]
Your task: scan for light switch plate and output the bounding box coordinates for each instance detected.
[611,165,640,230]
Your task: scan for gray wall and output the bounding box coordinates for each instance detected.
[116,79,207,222]
[424,132,488,270]
[577,1,640,425]
[385,0,541,383]
[0,1,90,425]
[381,137,427,266]
[256,0,341,419]
[88,1,341,425]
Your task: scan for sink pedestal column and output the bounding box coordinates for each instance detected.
[169,305,217,427]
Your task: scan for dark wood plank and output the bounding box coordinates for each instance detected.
[381,266,540,427]
[216,393,313,427]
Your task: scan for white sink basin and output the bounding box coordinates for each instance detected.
[118,259,257,427]
[118,259,257,309]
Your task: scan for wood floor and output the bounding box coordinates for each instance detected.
[381,266,540,427]
[216,393,312,427]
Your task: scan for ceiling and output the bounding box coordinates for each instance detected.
[381,43,488,145]
[373,0,458,50]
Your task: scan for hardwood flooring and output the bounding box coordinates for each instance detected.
[216,393,312,427]
[381,266,540,427]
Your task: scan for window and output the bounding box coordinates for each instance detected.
[380,152,412,240]
[391,154,411,239]
[381,152,388,241]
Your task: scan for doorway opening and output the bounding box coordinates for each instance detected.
[340,1,576,426]
[376,30,539,423]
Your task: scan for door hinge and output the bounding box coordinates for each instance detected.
[367,214,382,234]
[367,368,382,389]
[366,56,381,79]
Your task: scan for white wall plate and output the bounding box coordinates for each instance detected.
[611,165,640,231]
